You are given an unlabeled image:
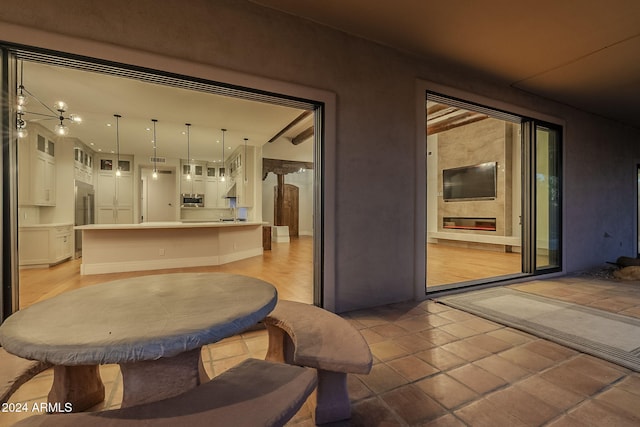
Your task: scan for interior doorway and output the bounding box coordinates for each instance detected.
[141,168,177,222]
[275,183,299,237]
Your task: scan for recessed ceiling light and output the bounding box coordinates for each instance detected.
[98,148,102,152]
[107,123,112,127]
[110,150,115,154]
[146,128,151,131]
[90,142,94,146]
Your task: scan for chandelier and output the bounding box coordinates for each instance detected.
[16,61,82,138]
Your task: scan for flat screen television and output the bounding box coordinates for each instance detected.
[443,162,497,201]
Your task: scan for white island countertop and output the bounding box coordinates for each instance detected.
[77,221,266,275]
[20,222,74,229]
[75,221,265,230]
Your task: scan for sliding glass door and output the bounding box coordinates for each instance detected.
[531,123,562,272]
[426,93,562,292]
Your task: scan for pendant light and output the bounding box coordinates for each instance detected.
[185,123,192,181]
[243,137,248,183]
[114,114,122,177]
[152,119,158,180]
[16,61,28,138]
[220,128,227,182]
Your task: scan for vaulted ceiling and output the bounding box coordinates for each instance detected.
[252,0,640,130]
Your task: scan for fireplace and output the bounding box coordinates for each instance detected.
[443,217,496,232]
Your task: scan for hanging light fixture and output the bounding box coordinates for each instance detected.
[152,119,158,180]
[243,137,248,183]
[220,128,227,182]
[185,123,192,181]
[16,61,28,138]
[114,114,122,177]
[15,60,81,138]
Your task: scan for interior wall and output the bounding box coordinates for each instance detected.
[2,0,640,310]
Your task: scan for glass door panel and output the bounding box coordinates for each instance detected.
[535,125,561,270]
[425,98,523,291]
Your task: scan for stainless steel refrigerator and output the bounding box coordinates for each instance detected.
[74,181,95,257]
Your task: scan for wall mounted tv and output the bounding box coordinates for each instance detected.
[443,162,497,201]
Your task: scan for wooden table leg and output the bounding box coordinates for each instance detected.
[119,347,203,408]
[48,365,105,412]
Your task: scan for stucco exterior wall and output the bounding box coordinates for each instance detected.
[2,0,640,312]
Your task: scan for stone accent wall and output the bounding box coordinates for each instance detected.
[438,118,516,237]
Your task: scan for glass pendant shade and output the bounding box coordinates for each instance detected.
[17,92,27,108]
[17,127,28,139]
[53,101,68,112]
[55,123,69,136]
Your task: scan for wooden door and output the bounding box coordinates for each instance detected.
[274,183,299,237]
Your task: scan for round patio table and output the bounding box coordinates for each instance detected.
[0,272,277,411]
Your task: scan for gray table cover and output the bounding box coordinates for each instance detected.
[0,273,277,365]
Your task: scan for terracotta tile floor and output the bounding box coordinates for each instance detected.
[4,276,640,426]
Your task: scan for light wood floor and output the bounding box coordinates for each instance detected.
[19,236,314,309]
[426,243,522,287]
[19,240,526,309]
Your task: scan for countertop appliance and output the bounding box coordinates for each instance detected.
[74,181,95,257]
[181,193,205,208]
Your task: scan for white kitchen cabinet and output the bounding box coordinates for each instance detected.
[228,146,254,207]
[205,164,229,208]
[19,224,73,266]
[181,160,205,194]
[18,127,57,206]
[97,206,133,224]
[74,145,94,184]
[96,154,134,224]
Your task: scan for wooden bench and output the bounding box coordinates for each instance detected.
[264,300,373,424]
[14,358,316,427]
[1,347,50,404]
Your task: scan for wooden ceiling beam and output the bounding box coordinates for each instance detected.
[268,111,312,143]
[427,112,488,135]
[292,126,314,145]
[426,103,455,120]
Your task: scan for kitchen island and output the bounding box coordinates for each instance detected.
[75,221,264,275]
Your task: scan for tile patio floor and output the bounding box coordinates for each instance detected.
[3,275,640,426]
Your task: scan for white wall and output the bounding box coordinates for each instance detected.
[3,0,640,311]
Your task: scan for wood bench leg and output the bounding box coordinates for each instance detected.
[48,365,105,412]
[119,347,203,408]
[311,370,350,425]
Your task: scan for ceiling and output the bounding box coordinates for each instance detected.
[252,0,640,129]
[19,61,313,163]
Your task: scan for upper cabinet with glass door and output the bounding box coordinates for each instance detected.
[74,143,94,185]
